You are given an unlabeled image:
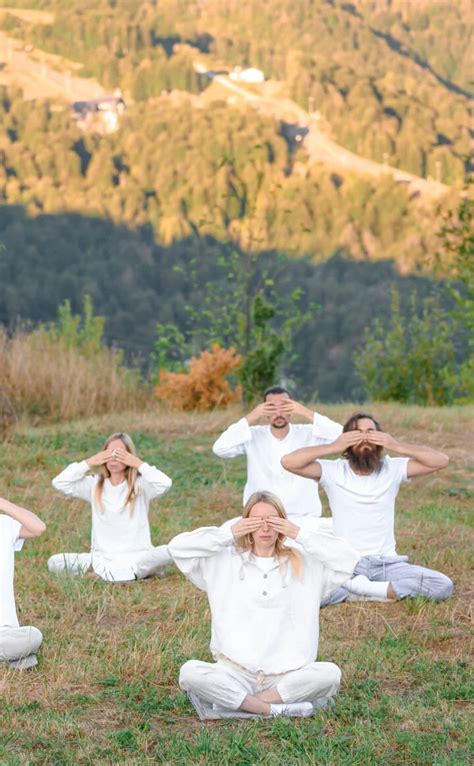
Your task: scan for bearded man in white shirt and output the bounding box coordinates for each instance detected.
[213,386,342,528]
[281,412,453,605]
[169,490,359,720]
[0,497,46,669]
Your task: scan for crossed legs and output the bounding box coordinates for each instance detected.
[179,657,341,719]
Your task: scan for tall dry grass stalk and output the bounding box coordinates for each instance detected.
[0,327,151,422]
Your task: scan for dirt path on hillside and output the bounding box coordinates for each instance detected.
[205,71,450,200]
[0,29,105,101]
[0,7,54,25]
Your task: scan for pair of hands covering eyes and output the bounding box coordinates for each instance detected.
[231,516,299,540]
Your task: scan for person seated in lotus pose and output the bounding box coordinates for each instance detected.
[168,490,359,720]
[48,432,172,582]
[281,412,453,605]
[0,497,46,669]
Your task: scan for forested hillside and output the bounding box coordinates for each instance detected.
[0,92,454,263]
[2,0,470,181]
[0,1,470,400]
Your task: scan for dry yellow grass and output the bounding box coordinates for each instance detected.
[0,328,150,423]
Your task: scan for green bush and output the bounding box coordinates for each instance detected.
[355,291,459,406]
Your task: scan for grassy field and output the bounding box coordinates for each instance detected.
[0,403,472,766]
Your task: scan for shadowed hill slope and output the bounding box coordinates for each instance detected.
[0,205,452,401]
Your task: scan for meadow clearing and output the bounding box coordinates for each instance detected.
[0,403,472,766]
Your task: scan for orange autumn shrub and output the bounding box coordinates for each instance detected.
[155,344,242,411]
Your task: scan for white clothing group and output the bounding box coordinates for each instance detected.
[1,409,453,719]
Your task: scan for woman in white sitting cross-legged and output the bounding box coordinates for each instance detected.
[168,490,359,720]
[48,432,173,583]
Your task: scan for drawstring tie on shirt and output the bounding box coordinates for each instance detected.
[256,670,266,692]
[280,558,290,588]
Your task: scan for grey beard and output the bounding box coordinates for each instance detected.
[348,447,382,473]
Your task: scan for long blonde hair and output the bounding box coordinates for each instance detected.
[94,432,139,514]
[238,491,302,578]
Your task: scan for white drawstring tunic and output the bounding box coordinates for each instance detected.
[169,523,359,711]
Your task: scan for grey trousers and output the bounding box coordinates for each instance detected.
[0,626,43,669]
[322,554,453,606]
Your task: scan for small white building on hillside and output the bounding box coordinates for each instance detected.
[229,67,264,83]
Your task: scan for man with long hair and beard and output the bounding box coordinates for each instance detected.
[281,413,453,605]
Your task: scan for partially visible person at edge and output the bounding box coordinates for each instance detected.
[281,412,453,605]
[168,491,359,720]
[48,432,172,582]
[0,497,46,669]
[213,385,342,530]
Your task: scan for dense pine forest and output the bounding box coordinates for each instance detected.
[0,0,471,400]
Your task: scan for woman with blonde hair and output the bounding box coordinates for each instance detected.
[169,490,359,720]
[48,432,172,582]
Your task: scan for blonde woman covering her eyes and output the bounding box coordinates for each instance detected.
[48,433,172,582]
[169,491,359,720]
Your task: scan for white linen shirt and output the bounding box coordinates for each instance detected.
[168,523,359,675]
[0,515,24,628]
[213,414,342,518]
[318,456,410,557]
[52,461,172,575]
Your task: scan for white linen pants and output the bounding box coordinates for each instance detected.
[47,545,172,582]
[179,656,341,718]
[0,626,43,669]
